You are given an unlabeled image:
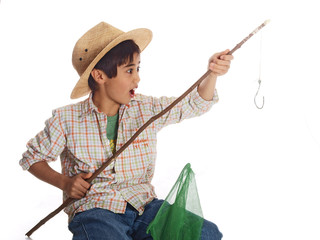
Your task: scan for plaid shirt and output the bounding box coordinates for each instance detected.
[20,88,218,220]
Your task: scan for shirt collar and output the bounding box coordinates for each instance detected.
[81,92,143,117]
[81,93,99,116]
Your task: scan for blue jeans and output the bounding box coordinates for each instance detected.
[68,199,223,240]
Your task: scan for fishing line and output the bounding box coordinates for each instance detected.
[254,32,265,109]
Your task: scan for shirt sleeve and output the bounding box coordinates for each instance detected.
[19,109,66,170]
[152,88,219,132]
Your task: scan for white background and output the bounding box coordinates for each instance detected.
[1,0,320,239]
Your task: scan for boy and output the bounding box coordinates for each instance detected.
[20,22,233,239]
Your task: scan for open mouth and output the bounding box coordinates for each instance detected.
[129,89,135,98]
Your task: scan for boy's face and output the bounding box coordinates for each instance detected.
[102,52,141,105]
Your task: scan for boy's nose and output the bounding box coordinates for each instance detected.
[133,72,140,84]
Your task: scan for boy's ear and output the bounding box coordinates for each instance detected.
[91,69,107,85]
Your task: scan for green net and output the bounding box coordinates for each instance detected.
[147,163,204,240]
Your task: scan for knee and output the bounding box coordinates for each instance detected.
[201,220,223,240]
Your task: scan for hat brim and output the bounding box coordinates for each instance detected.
[70,28,152,99]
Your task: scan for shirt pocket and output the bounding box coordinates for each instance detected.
[66,127,111,173]
[115,127,155,184]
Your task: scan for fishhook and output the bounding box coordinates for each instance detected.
[254,79,264,109]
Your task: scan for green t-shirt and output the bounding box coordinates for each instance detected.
[107,113,119,154]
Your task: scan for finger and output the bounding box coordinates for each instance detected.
[79,172,93,180]
[220,54,234,61]
[212,69,228,76]
[73,180,89,194]
[69,186,87,199]
[79,179,91,190]
[80,172,93,189]
[216,49,229,58]
[73,191,86,199]
[213,58,231,66]
[220,49,230,55]
[209,62,230,71]
[83,172,93,180]
[219,49,234,61]
[71,175,90,191]
[210,51,226,62]
[73,177,90,193]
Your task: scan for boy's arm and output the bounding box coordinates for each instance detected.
[21,109,92,199]
[197,49,233,100]
[150,50,232,131]
[28,161,92,199]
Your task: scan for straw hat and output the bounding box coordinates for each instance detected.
[71,22,152,99]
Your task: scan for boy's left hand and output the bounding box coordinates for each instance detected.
[208,49,234,77]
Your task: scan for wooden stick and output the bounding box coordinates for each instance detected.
[25,19,269,237]
[228,19,270,55]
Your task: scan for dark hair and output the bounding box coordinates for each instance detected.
[88,40,141,92]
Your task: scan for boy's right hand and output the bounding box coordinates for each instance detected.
[63,172,92,199]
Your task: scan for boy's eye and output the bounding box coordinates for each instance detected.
[126,67,140,74]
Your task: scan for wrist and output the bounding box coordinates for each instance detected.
[208,70,218,79]
[59,174,71,192]
[197,71,217,101]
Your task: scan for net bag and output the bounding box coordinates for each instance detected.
[147,163,204,240]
